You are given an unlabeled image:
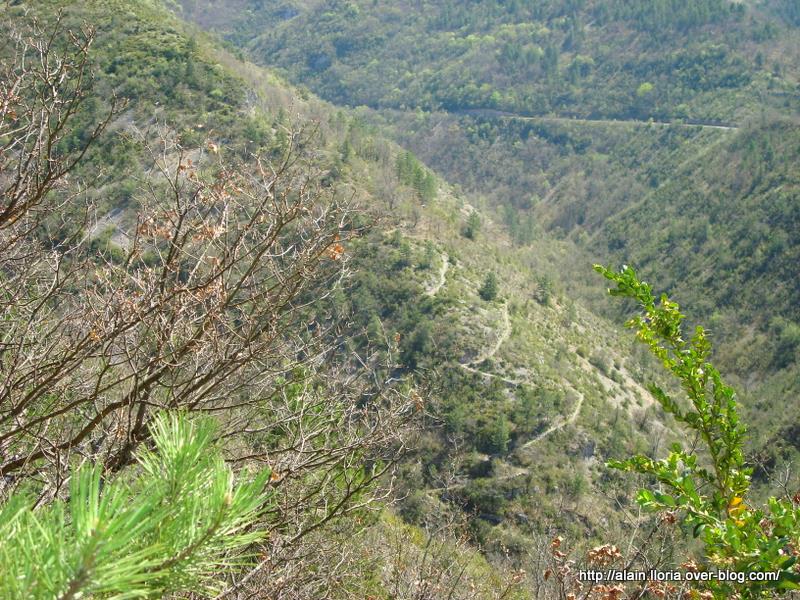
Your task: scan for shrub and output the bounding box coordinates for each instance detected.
[479,272,499,301]
[597,264,800,598]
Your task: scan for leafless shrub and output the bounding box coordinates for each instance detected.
[0,12,119,235]
[0,13,417,596]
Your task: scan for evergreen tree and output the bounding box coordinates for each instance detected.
[0,413,271,599]
[463,211,481,240]
[479,272,499,301]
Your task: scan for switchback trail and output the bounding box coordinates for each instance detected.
[422,252,522,384]
[522,387,585,448]
[452,295,630,447]
[461,301,510,368]
[425,252,449,296]
[460,363,525,387]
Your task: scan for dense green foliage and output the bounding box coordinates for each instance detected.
[479,272,499,301]
[176,2,800,453]
[396,150,437,202]
[0,413,270,599]
[594,121,800,370]
[188,0,797,121]
[598,265,800,597]
[381,110,800,392]
[185,0,800,392]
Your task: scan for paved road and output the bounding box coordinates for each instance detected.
[456,109,739,131]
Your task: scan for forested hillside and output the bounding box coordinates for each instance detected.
[3,0,800,597]
[174,0,799,325]
[181,0,799,121]
[176,0,800,461]
[176,1,800,592]
[1,1,695,597]
[379,112,800,367]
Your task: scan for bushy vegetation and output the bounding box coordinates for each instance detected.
[192,0,795,121]
[396,150,437,202]
[4,0,799,597]
[595,121,800,367]
[0,4,414,597]
[479,272,499,301]
[176,0,800,479]
[598,264,800,597]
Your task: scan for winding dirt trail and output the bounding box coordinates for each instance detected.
[420,250,517,382]
[461,301,510,368]
[425,252,449,296]
[460,363,525,386]
[453,294,587,446]
[523,387,585,448]
[423,252,521,385]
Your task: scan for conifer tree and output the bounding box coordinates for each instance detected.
[0,413,271,599]
[479,272,499,301]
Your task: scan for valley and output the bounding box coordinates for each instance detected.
[1,0,798,597]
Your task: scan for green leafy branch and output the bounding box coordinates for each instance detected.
[596,264,800,597]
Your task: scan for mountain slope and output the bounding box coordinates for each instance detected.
[173,0,800,464]
[179,0,799,121]
[3,1,695,596]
